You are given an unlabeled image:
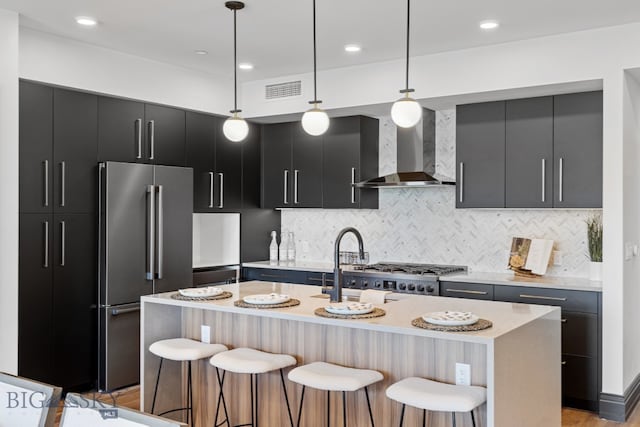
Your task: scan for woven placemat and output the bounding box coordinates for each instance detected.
[314,307,386,319]
[411,317,493,332]
[171,291,233,301]
[234,298,301,309]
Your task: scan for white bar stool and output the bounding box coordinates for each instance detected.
[149,338,228,426]
[209,347,297,427]
[385,377,487,427]
[288,361,383,427]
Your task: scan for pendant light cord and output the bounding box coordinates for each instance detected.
[233,8,238,113]
[405,0,410,92]
[312,0,318,104]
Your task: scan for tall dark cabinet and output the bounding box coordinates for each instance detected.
[18,81,97,390]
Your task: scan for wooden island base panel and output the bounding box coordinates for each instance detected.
[141,281,562,427]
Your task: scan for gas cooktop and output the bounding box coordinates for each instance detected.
[351,262,467,276]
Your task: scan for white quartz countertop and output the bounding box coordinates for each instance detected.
[143,281,559,345]
[243,260,334,273]
[443,271,602,292]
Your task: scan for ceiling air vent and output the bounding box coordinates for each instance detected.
[265,81,302,100]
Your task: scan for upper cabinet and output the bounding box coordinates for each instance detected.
[456,101,506,208]
[185,111,259,212]
[553,92,603,208]
[98,97,185,166]
[456,91,602,209]
[19,81,98,214]
[261,116,379,210]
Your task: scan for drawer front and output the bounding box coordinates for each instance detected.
[562,354,598,402]
[242,268,307,284]
[306,273,334,286]
[493,285,598,313]
[562,312,598,358]
[440,281,494,300]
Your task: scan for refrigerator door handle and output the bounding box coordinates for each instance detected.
[156,185,164,280]
[146,185,155,280]
[60,220,66,267]
[110,306,141,316]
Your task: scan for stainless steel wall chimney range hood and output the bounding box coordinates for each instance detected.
[355,108,455,188]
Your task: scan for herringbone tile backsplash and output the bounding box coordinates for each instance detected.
[281,111,600,277]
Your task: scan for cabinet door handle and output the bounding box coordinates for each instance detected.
[294,170,299,204]
[445,289,488,295]
[561,318,567,323]
[43,160,49,207]
[351,167,356,204]
[43,221,49,268]
[111,306,140,316]
[558,157,564,202]
[218,173,224,208]
[157,185,164,279]
[136,118,143,159]
[146,185,155,281]
[60,161,66,207]
[148,120,155,160]
[60,220,66,267]
[541,158,546,203]
[261,273,284,279]
[208,172,215,208]
[283,170,289,205]
[459,162,464,203]
[519,293,567,302]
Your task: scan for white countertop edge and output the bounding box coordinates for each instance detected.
[242,261,334,273]
[443,271,602,292]
[142,282,560,345]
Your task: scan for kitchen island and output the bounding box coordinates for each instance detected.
[141,281,561,427]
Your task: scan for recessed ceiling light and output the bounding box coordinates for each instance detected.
[75,16,97,27]
[194,50,208,55]
[479,20,499,30]
[238,63,254,70]
[344,44,362,53]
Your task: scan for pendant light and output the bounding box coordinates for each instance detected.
[391,0,422,128]
[301,0,330,136]
[223,1,249,142]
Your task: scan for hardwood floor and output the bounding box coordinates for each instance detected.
[54,386,638,426]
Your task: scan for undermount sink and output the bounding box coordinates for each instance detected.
[310,289,397,303]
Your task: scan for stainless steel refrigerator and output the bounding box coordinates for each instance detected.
[98,161,193,391]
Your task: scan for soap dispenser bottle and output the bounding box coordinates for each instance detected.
[269,231,279,262]
[287,231,296,261]
[279,232,288,262]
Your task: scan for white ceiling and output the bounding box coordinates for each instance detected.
[2,0,640,81]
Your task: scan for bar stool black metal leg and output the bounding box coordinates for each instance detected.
[398,404,406,427]
[422,409,426,427]
[470,410,476,427]
[364,387,374,427]
[279,369,294,427]
[151,358,164,414]
[295,386,306,427]
[326,390,330,427]
[255,374,260,427]
[187,361,193,427]
[214,369,230,427]
[342,391,346,427]
[452,412,456,427]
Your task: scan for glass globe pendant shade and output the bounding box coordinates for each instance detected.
[391,95,422,128]
[301,107,330,136]
[223,114,249,142]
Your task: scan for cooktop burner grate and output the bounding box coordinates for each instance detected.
[352,262,467,276]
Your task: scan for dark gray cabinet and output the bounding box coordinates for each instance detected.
[456,92,602,209]
[456,101,506,208]
[97,97,145,163]
[261,122,323,208]
[553,91,603,208]
[242,267,308,284]
[19,81,53,214]
[242,123,262,209]
[322,116,378,209]
[185,112,246,212]
[505,97,554,208]
[98,97,185,167]
[261,116,378,210]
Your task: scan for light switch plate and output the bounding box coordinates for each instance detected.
[201,325,211,344]
[455,363,471,386]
